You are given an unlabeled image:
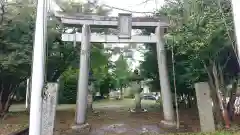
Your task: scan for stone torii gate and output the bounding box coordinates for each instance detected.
[55,12,175,127]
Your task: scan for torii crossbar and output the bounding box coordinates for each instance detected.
[62,33,157,43]
[55,11,169,43]
[55,12,176,130]
[54,12,169,29]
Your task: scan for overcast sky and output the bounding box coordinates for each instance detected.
[98,0,165,69]
[53,0,165,15]
[99,0,165,16]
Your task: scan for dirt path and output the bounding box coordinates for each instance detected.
[56,109,167,135]
[3,99,201,135]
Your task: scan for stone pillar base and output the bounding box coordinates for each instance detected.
[129,108,147,113]
[160,120,176,127]
[71,123,91,134]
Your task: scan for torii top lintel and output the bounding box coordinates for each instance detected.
[54,12,169,29]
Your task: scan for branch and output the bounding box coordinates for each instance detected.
[0,83,4,102]
[212,61,220,91]
[218,62,225,90]
[0,1,5,24]
[222,54,231,70]
[202,60,215,90]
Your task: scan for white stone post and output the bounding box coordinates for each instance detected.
[232,0,240,59]
[29,0,48,134]
[25,78,30,109]
[41,83,59,135]
[195,82,215,132]
[155,26,175,125]
[75,25,91,126]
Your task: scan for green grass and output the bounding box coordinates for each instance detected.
[10,98,157,112]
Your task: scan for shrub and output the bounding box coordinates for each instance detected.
[59,77,77,104]
[58,68,78,104]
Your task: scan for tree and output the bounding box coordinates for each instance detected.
[0,2,35,118]
[166,0,237,127]
[59,67,79,104]
[90,44,110,94]
[140,0,238,127]
[140,44,160,92]
[113,55,130,99]
[0,0,112,118]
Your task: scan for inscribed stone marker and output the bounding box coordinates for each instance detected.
[195,82,215,132]
[41,83,59,135]
[118,13,132,39]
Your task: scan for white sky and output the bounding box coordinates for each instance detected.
[98,0,165,69]
[99,0,165,16]
[55,0,165,14]
[52,0,165,69]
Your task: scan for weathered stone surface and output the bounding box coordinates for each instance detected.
[195,82,215,132]
[87,94,93,108]
[41,83,59,135]
[160,120,176,127]
[72,123,91,135]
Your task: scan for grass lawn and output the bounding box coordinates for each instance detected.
[1,99,240,135]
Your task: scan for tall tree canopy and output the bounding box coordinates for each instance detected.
[0,0,113,116]
[140,0,239,125]
[140,0,238,95]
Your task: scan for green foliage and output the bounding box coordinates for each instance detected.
[140,0,238,96]
[91,45,110,87]
[0,1,112,108]
[53,1,113,103]
[113,55,130,89]
[58,44,112,103]
[155,98,162,105]
[58,67,78,104]
[61,79,77,104]
[140,44,160,91]
[0,2,36,115]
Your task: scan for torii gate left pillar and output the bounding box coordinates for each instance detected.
[74,25,91,127]
[55,12,175,127]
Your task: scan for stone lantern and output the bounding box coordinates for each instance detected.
[129,69,146,112]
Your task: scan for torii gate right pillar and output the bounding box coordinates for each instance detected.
[156,26,175,124]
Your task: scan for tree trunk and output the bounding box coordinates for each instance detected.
[204,62,224,127]
[227,80,237,121]
[0,80,24,120]
[210,87,223,126]
[212,62,230,128]
[120,86,123,100]
[187,95,191,108]
[0,90,13,120]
